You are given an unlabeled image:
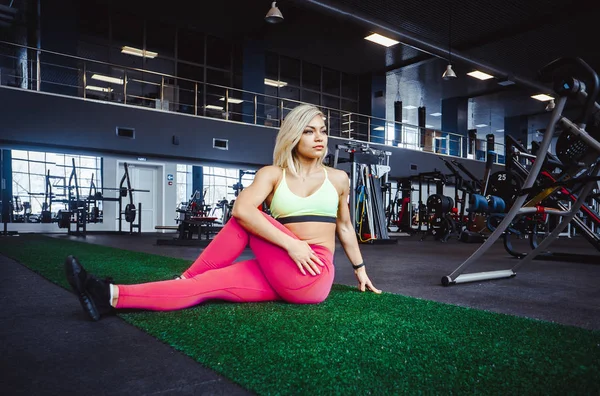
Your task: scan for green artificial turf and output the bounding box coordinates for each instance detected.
[1,234,599,395]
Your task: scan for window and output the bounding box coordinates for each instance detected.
[11,150,102,217]
[280,56,300,87]
[302,90,320,106]
[176,164,192,205]
[206,36,231,70]
[146,21,176,59]
[177,28,205,65]
[265,52,279,81]
[264,53,359,127]
[322,68,340,96]
[341,72,359,98]
[111,13,144,48]
[78,5,109,43]
[302,61,321,91]
[202,167,255,208]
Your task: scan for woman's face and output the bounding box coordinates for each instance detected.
[295,115,328,160]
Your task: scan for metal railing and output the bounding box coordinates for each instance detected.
[0,40,504,164]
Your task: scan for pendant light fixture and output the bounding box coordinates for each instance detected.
[265,2,284,24]
[442,1,457,80]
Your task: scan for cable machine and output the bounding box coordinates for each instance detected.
[333,141,397,244]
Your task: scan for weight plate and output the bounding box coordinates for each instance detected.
[488,171,522,206]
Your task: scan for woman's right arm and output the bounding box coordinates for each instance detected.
[231,166,296,250]
[231,166,323,275]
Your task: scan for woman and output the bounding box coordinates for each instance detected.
[65,104,381,321]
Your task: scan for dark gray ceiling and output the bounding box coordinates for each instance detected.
[289,0,600,136]
[100,0,600,137]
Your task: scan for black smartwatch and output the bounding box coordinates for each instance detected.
[352,262,365,270]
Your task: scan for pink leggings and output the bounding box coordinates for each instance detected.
[115,213,335,310]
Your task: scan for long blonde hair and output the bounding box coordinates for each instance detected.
[272,104,326,176]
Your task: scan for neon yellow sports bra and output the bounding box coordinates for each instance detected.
[270,167,339,224]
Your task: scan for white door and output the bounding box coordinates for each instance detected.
[120,163,159,232]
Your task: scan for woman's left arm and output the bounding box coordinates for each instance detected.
[333,169,382,294]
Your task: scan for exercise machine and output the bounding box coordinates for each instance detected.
[333,141,397,244]
[443,57,600,285]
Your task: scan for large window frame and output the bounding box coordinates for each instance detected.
[264,52,360,128]
[11,150,103,216]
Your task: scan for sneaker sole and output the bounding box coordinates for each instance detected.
[64,256,101,321]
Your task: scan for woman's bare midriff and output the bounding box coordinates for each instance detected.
[283,222,337,254]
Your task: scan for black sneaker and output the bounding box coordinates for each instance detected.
[64,255,114,321]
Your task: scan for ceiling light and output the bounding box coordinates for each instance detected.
[531,93,554,102]
[121,46,158,58]
[467,70,494,80]
[425,124,434,128]
[496,129,504,132]
[264,78,288,88]
[205,105,224,110]
[219,97,244,104]
[442,64,457,80]
[364,33,399,47]
[430,112,442,117]
[91,74,123,85]
[373,126,385,131]
[475,124,488,128]
[401,119,409,123]
[403,105,417,110]
[85,85,113,93]
[265,2,284,24]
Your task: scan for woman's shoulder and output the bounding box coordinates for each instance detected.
[325,166,348,179]
[254,165,283,184]
[324,167,349,187]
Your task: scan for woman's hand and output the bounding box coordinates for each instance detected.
[354,267,382,294]
[286,239,325,276]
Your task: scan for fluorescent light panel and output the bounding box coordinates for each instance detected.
[496,129,504,132]
[264,78,288,88]
[205,105,224,110]
[219,97,244,104]
[373,126,385,131]
[403,105,417,110]
[475,124,488,128]
[85,85,113,93]
[364,33,399,47]
[467,70,494,80]
[531,93,554,101]
[425,124,434,128]
[121,46,158,58]
[402,119,409,123]
[91,74,123,85]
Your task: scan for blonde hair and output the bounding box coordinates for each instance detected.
[272,104,327,176]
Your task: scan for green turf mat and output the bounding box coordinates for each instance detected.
[1,235,599,395]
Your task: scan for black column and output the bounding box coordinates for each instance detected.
[504,115,529,149]
[418,106,426,149]
[468,129,477,157]
[394,101,403,143]
[1,150,13,231]
[442,97,469,157]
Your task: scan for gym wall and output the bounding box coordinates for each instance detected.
[0,87,502,179]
